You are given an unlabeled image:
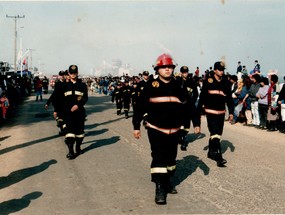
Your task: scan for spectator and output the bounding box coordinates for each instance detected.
[267,74,279,131]
[256,77,269,129]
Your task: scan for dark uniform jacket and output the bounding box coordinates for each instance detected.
[120,84,132,102]
[198,74,234,115]
[177,75,200,127]
[61,79,88,115]
[46,80,65,112]
[112,85,122,103]
[137,79,149,97]
[133,76,187,130]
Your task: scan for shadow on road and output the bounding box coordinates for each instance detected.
[0,134,60,156]
[85,128,108,137]
[0,191,42,215]
[0,159,57,189]
[0,136,11,142]
[187,132,206,144]
[173,155,210,187]
[82,136,120,154]
[85,115,126,130]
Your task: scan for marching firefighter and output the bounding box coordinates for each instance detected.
[45,70,67,136]
[130,81,139,114]
[120,79,132,119]
[111,81,123,115]
[133,53,187,205]
[177,66,201,151]
[42,76,49,94]
[137,71,150,96]
[59,65,88,160]
[197,61,234,167]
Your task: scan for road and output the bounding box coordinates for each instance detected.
[0,92,285,214]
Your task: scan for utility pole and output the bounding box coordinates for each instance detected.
[6,14,25,73]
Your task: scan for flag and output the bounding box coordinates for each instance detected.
[23,57,27,65]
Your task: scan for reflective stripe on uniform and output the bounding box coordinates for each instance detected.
[151,167,168,174]
[146,122,180,135]
[210,134,221,140]
[149,96,182,103]
[208,90,226,96]
[64,91,72,96]
[204,108,226,115]
[65,133,76,138]
[75,134,85,138]
[75,91,84,96]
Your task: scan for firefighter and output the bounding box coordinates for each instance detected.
[177,66,201,151]
[60,65,88,160]
[111,81,123,115]
[120,79,132,119]
[197,61,234,167]
[45,70,66,136]
[133,53,187,205]
[42,76,49,94]
[137,71,150,96]
[130,80,139,114]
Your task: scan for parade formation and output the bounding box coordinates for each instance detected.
[1,53,285,210]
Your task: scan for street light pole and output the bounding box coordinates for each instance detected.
[6,14,25,73]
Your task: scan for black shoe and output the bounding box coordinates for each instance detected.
[59,131,65,136]
[165,183,178,194]
[66,153,75,160]
[125,115,129,119]
[180,145,187,151]
[208,151,227,167]
[75,150,83,157]
[155,183,166,205]
[216,158,227,167]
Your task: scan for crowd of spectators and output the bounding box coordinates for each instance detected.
[0,73,33,125]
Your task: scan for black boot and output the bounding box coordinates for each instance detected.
[124,110,129,119]
[180,138,187,151]
[155,183,166,205]
[65,138,75,160]
[164,179,177,194]
[179,130,187,151]
[207,150,227,167]
[208,137,227,167]
[75,138,83,157]
[117,109,121,115]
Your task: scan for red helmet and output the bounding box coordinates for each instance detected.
[153,53,176,70]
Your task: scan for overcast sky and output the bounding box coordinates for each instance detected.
[1,0,285,77]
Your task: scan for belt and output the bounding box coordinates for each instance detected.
[146,122,180,135]
[204,108,226,115]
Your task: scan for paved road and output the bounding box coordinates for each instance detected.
[0,93,285,214]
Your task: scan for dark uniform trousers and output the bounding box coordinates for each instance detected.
[64,109,85,154]
[62,80,88,156]
[112,88,123,115]
[206,113,225,152]
[147,128,179,183]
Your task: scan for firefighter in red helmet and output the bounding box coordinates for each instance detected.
[133,53,187,205]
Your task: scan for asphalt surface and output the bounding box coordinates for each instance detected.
[0,92,285,214]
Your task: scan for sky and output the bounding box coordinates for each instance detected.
[1,0,285,78]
